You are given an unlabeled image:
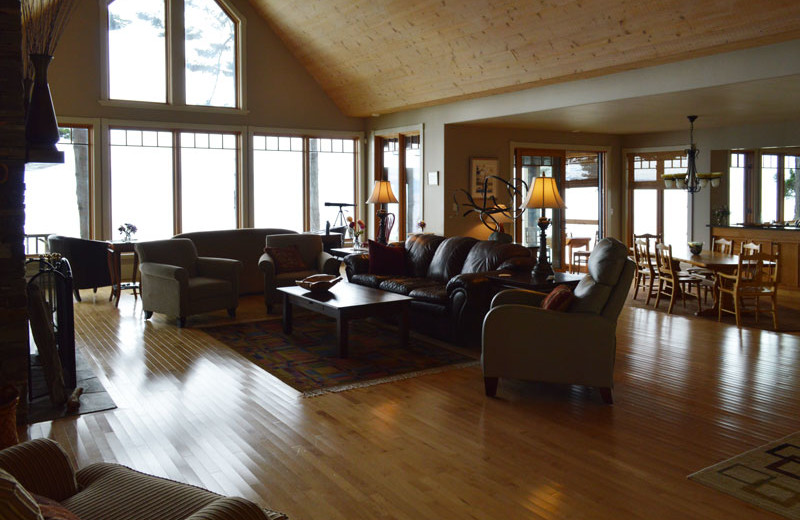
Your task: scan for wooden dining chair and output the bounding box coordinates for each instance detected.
[717,252,780,329]
[740,241,761,255]
[633,238,658,305]
[692,237,734,302]
[570,231,597,273]
[654,243,702,314]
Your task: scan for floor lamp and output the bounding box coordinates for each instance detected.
[367,180,398,245]
[525,176,566,277]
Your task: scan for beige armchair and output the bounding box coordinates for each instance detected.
[136,239,242,327]
[481,237,635,403]
[259,234,340,313]
[0,438,287,520]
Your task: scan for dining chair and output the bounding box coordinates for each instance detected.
[692,237,734,302]
[740,241,762,255]
[654,243,702,314]
[633,238,658,305]
[570,231,599,274]
[717,251,779,329]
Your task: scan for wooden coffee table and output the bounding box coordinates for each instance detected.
[277,282,413,358]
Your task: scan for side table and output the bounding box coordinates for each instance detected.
[488,271,583,293]
[107,241,140,308]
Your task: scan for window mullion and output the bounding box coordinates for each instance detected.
[170,0,185,106]
[174,130,182,234]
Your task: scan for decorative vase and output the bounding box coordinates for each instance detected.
[0,385,20,450]
[122,232,132,242]
[25,54,60,153]
[353,235,362,249]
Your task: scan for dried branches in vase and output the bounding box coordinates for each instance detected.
[21,0,78,162]
[453,175,528,242]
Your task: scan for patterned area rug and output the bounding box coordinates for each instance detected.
[202,316,478,396]
[689,431,800,519]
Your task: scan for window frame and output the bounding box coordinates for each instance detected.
[99,0,246,112]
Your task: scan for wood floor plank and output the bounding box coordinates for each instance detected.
[19,286,800,519]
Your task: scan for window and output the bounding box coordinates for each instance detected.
[253,135,358,232]
[375,131,422,242]
[106,0,240,108]
[729,152,748,225]
[109,127,239,240]
[726,151,799,225]
[24,126,92,242]
[564,152,602,243]
[627,151,689,247]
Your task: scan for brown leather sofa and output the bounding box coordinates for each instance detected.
[0,438,287,520]
[343,234,534,345]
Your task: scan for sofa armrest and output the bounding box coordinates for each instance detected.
[196,257,243,281]
[0,439,78,501]
[446,272,498,346]
[497,256,535,271]
[185,496,288,520]
[140,262,189,284]
[343,253,369,280]
[318,253,341,275]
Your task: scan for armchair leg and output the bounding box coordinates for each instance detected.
[177,317,187,328]
[227,308,236,318]
[599,387,614,404]
[144,310,153,320]
[484,377,499,397]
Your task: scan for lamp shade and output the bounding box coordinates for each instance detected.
[524,176,565,209]
[366,180,399,204]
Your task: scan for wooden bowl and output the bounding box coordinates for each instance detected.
[296,274,342,293]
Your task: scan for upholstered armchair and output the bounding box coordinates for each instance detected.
[259,233,341,313]
[481,237,635,403]
[0,438,287,520]
[135,239,242,327]
[47,235,112,302]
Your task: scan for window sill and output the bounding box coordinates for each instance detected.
[98,99,249,116]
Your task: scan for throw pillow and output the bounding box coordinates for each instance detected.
[541,284,574,312]
[368,240,405,276]
[33,494,82,520]
[0,468,44,520]
[264,246,307,274]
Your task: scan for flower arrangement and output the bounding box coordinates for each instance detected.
[118,222,137,241]
[713,206,730,226]
[417,220,426,232]
[346,216,366,245]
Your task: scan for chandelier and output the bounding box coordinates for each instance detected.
[663,115,721,192]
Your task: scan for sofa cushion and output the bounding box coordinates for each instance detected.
[187,277,234,301]
[541,284,574,312]
[426,236,477,281]
[350,273,386,288]
[404,234,445,277]
[0,468,43,520]
[461,241,531,273]
[379,277,440,296]
[368,240,406,276]
[264,246,307,274]
[408,284,448,304]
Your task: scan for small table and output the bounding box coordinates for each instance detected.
[107,240,140,308]
[277,283,412,358]
[488,271,583,292]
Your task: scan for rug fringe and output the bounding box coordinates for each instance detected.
[302,360,479,398]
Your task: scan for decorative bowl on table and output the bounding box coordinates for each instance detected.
[688,241,703,255]
[296,274,342,293]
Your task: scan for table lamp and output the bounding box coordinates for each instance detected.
[366,180,398,244]
[524,176,566,277]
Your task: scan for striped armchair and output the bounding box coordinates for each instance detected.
[0,439,287,520]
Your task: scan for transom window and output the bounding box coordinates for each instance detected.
[106,0,240,108]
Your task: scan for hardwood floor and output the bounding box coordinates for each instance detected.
[23,286,800,519]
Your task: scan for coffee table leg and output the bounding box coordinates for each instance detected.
[399,305,409,348]
[282,294,292,334]
[336,316,348,358]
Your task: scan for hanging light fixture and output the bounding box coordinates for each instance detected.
[663,115,721,192]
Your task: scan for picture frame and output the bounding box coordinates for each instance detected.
[470,157,498,198]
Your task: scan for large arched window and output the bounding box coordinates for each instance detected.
[105,0,240,108]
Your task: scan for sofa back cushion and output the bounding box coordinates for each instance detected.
[265,234,323,271]
[461,241,532,273]
[404,234,445,277]
[426,236,477,281]
[0,468,43,520]
[135,239,199,277]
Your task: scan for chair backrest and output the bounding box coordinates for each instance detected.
[737,252,779,287]
[46,235,112,289]
[740,241,761,255]
[135,238,199,276]
[570,237,635,320]
[633,238,653,274]
[654,243,676,279]
[712,237,733,255]
[265,233,323,270]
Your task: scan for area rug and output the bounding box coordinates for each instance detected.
[202,316,478,396]
[28,350,117,424]
[689,431,800,519]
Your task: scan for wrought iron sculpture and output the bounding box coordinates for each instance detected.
[453,175,528,241]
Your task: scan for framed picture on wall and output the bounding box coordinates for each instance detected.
[470,157,498,198]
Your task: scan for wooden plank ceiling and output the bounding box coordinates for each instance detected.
[248,0,800,118]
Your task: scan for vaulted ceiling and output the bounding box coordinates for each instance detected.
[248,0,800,118]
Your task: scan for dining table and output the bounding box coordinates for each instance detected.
[670,245,740,316]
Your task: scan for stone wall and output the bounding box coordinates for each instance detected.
[0,1,30,419]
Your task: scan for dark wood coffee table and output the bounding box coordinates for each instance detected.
[277,282,413,358]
